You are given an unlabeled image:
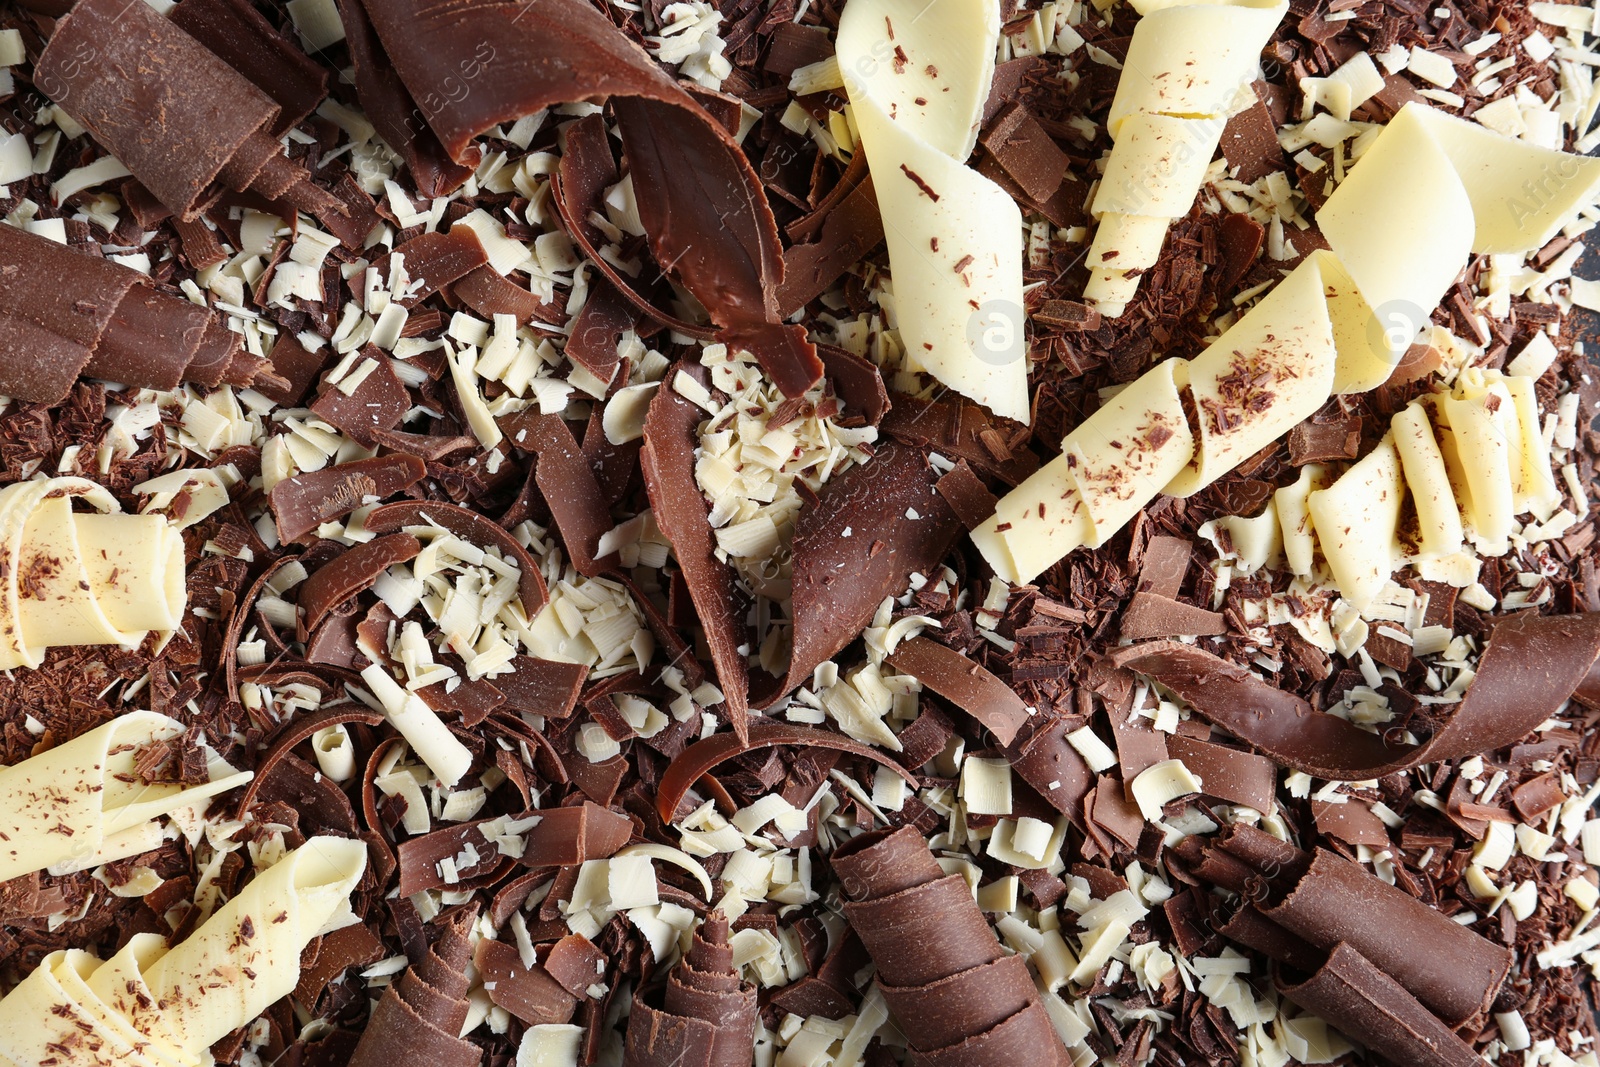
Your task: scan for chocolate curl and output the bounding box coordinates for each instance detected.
[831,827,1072,1067]
[343,0,823,397]
[348,906,482,1067]
[1112,610,1600,780]
[623,912,758,1067]
[0,226,272,405]
[37,0,340,222]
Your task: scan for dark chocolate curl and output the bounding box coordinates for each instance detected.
[1277,943,1483,1067]
[1112,611,1600,779]
[169,0,328,134]
[0,224,264,404]
[832,827,1071,1067]
[623,912,758,1067]
[37,0,338,220]
[348,907,483,1067]
[886,637,1032,746]
[344,0,822,397]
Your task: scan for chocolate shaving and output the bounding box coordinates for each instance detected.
[506,412,620,577]
[1220,96,1285,185]
[623,911,758,1067]
[299,533,423,632]
[1120,591,1227,639]
[1165,735,1276,813]
[777,154,885,316]
[38,0,338,221]
[1113,612,1600,779]
[0,225,263,404]
[1287,416,1361,465]
[270,455,427,543]
[476,937,579,1025]
[371,229,490,309]
[347,907,483,1067]
[310,351,411,447]
[831,827,1071,1067]
[453,266,559,327]
[521,802,633,868]
[168,0,328,135]
[297,922,386,1006]
[933,460,999,530]
[816,343,890,428]
[886,637,1032,746]
[363,500,549,616]
[493,656,590,719]
[980,102,1068,205]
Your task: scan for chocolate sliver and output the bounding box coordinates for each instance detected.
[564,280,638,382]
[879,954,1038,1053]
[980,102,1068,205]
[492,656,589,719]
[505,413,620,577]
[1119,591,1228,639]
[260,332,329,406]
[296,922,386,1006]
[1312,797,1393,847]
[1114,612,1600,779]
[655,722,919,824]
[235,704,385,815]
[544,934,608,998]
[454,265,560,327]
[932,460,999,530]
[879,395,1039,486]
[363,500,549,616]
[372,229,490,309]
[777,166,884,316]
[474,937,578,1025]
[334,0,475,197]
[169,0,328,134]
[816,343,889,428]
[770,442,963,705]
[641,363,751,738]
[1220,96,1285,186]
[398,820,513,895]
[1004,716,1094,816]
[885,637,1031,746]
[911,999,1073,1067]
[38,0,280,219]
[186,316,247,389]
[1138,535,1192,599]
[1262,848,1511,1026]
[418,677,505,727]
[1276,943,1483,1067]
[310,349,410,447]
[521,802,632,867]
[269,454,427,544]
[299,533,422,632]
[1166,735,1277,814]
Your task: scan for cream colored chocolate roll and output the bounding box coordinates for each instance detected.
[0,475,186,670]
[0,710,251,882]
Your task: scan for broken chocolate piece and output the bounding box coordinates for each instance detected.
[886,637,1032,746]
[269,455,427,544]
[299,533,423,631]
[506,413,621,577]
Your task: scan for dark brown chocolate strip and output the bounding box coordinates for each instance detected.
[521,802,633,867]
[493,656,590,719]
[623,912,757,1067]
[372,229,491,310]
[1005,715,1094,816]
[363,499,549,616]
[886,637,1032,746]
[476,936,579,1025]
[641,364,752,739]
[1113,611,1600,779]
[398,819,516,896]
[453,265,559,327]
[38,0,337,221]
[506,412,621,577]
[310,351,411,447]
[270,454,427,543]
[348,907,483,1067]
[1118,592,1228,639]
[348,0,823,397]
[169,0,328,135]
[0,225,255,404]
[816,343,889,428]
[655,722,919,824]
[299,533,423,632]
[1277,943,1483,1067]
[1165,735,1277,814]
[565,281,640,383]
[296,922,386,1007]
[831,827,1071,1067]
[236,704,386,816]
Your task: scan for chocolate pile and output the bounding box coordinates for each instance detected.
[0,0,1599,1065]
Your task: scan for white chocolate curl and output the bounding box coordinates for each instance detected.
[0,837,365,1067]
[0,476,187,670]
[0,710,251,882]
[1084,0,1288,316]
[976,103,1600,587]
[836,0,1030,421]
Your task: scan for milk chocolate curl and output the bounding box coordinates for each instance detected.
[37,0,339,221]
[0,226,271,404]
[348,906,482,1067]
[1113,611,1600,780]
[832,827,1071,1067]
[623,912,758,1067]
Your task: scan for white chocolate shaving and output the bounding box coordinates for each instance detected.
[1085,0,1288,316]
[0,477,186,669]
[0,711,251,883]
[0,837,362,1067]
[836,0,1029,420]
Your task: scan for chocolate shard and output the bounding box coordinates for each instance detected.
[363,500,548,617]
[0,225,256,404]
[504,413,620,577]
[1005,715,1094,816]
[296,922,386,1006]
[453,266,560,327]
[543,934,608,998]
[1119,592,1228,639]
[493,656,590,720]
[1220,95,1285,185]
[299,533,423,632]
[348,0,821,396]
[521,802,633,868]
[623,912,758,1067]
[348,907,484,1067]
[1112,611,1600,780]
[777,153,885,316]
[475,937,579,1025]
[1164,735,1276,813]
[933,460,999,530]
[1287,416,1361,465]
[831,827,1072,1067]
[641,364,751,739]
[371,229,490,310]
[980,102,1069,205]
[269,455,428,544]
[886,637,1032,746]
[38,0,336,220]
[816,342,890,428]
[310,350,411,447]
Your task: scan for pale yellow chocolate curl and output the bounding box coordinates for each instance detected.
[837,0,1030,421]
[0,710,251,882]
[1084,0,1287,316]
[0,476,186,670]
[0,838,365,1067]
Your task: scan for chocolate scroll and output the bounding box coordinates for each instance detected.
[623,912,758,1067]
[831,827,1071,1067]
[1114,610,1600,780]
[347,907,482,1067]
[36,0,339,221]
[0,225,275,404]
